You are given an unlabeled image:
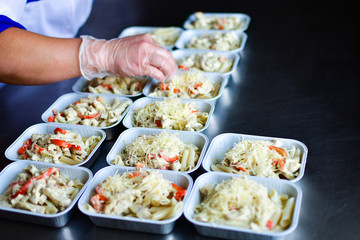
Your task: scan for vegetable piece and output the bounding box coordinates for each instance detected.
[50,139,72,148]
[178,65,189,71]
[90,194,105,212]
[34,144,45,154]
[70,145,82,151]
[129,171,143,178]
[18,138,32,155]
[78,112,100,119]
[155,119,162,127]
[10,167,59,199]
[235,165,247,172]
[268,146,288,157]
[173,88,180,93]
[272,158,285,170]
[171,183,186,201]
[266,220,273,230]
[54,128,67,134]
[159,151,178,162]
[48,116,55,122]
[160,83,169,91]
[194,83,203,89]
[100,84,112,90]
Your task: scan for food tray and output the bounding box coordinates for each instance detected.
[142,71,228,102]
[175,29,248,53]
[183,172,302,240]
[202,133,308,182]
[40,92,133,140]
[106,128,209,174]
[5,123,106,168]
[72,76,150,98]
[0,161,93,227]
[183,12,251,32]
[118,26,183,50]
[122,97,215,132]
[77,166,193,234]
[171,49,240,76]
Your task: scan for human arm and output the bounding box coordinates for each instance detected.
[0,28,176,85]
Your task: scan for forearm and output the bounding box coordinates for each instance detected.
[0,27,82,85]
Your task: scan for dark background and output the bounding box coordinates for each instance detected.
[0,0,359,239]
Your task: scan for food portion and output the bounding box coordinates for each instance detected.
[112,131,200,171]
[149,27,182,46]
[148,70,220,99]
[186,31,241,51]
[133,98,208,131]
[176,52,234,73]
[211,139,302,180]
[185,12,246,30]
[193,176,295,231]
[85,76,148,95]
[0,165,84,214]
[84,170,186,220]
[48,95,131,127]
[17,127,101,165]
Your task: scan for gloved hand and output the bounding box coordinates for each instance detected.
[79,34,177,81]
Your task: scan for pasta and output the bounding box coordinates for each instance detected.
[176,52,234,73]
[84,169,186,220]
[185,12,246,30]
[0,165,84,214]
[112,131,200,171]
[85,76,148,95]
[48,95,131,127]
[186,31,241,51]
[210,139,302,180]
[133,98,208,131]
[17,127,101,165]
[193,176,295,232]
[149,27,182,46]
[148,70,220,99]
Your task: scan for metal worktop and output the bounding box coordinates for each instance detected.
[0,0,359,239]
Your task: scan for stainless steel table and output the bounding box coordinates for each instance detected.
[0,0,359,239]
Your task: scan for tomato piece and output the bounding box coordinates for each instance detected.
[54,128,67,134]
[50,139,71,148]
[268,146,288,157]
[159,151,178,162]
[18,138,32,155]
[48,116,55,122]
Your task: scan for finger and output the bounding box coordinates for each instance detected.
[143,65,166,82]
[148,48,177,80]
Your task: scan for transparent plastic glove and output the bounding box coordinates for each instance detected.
[79,34,177,81]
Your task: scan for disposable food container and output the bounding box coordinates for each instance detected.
[175,29,248,53]
[0,161,93,227]
[183,172,302,240]
[142,71,228,102]
[5,123,106,168]
[41,92,133,140]
[202,133,308,182]
[106,128,209,174]
[171,49,240,76]
[183,12,251,32]
[78,166,193,234]
[122,97,215,132]
[118,26,183,50]
[72,76,150,98]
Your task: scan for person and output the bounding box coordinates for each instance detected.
[0,0,177,87]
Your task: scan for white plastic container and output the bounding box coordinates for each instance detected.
[122,97,215,132]
[41,92,133,140]
[5,123,106,168]
[72,76,150,98]
[0,161,93,227]
[142,71,227,102]
[77,166,193,234]
[171,49,240,76]
[175,29,248,53]
[202,133,308,182]
[118,26,183,50]
[106,128,209,174]
[183,172,302,240]
[183,12,251,32]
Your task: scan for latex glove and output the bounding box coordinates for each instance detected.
[79,34,177,81]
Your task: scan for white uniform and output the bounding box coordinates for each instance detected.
[0,0,93,88]
[0,0,93,37]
